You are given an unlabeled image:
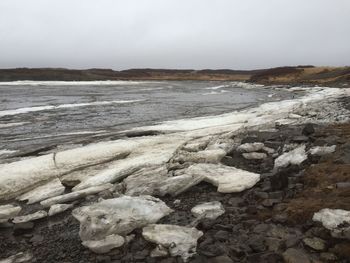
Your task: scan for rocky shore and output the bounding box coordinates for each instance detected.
[0,87,349,263]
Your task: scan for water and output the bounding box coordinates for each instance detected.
[0,80,295,158]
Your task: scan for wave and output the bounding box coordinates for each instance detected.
[204,84,228,90]
[0,100,144,117]
[0,122,29,128]
[202,90,229,96]
[0,149,16,156]
[0,80,158,86]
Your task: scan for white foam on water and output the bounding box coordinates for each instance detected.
[204,85,228,90]
[0,80,158,86]
[0,149,16,156]
[202,90,229,96]
[0,122,29,128]
[138,87,164,91]
[0,100,144,117]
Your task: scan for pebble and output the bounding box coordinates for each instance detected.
[303,237,326,251]
[282,248,311,263]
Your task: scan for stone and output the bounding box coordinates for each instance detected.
[336,182,350,189]
[214,230,230,242]
[242,152,267,160]
[209,255,234,263]
[227,197,245,207]
[183,163,260,193]
[142,224,203,262]
[191,201,225,220]
[13,222,34,231]
[72,195,172,242]
[291,136,309,143]
[12,210,47,224]
[302,124,315,136]
[262,146,275,154]
[82,234,125,254]
[303,237,326,251]
[265,237,284,252]
[282,248,311,263]
[320,252,337,261]
[48,204,74,216]
[237,143,265,153]
[274,145,307,169]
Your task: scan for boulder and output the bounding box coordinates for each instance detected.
[142,224,203,262]
[303,237,326,251]
[191,201,225,220]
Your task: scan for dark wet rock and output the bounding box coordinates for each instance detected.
[253,224,270,233]
[227,197,244,207]
[292,135,309,143]
[30,234,44,243]
[265,237,284,252]
[248,235,266,252]
[208,255,233,263]
[320,252,338,261]
[199,243,226,257]
[302,124,315,136]
[303,237,326,251]
[214,230,230,242]
[268,191,284,199]
[282,248,311,263]
[270,172,289,191]
[254,191,269,199]
[336,182,350,189]
[13,222,34,234]
[272,213,288,223]
[262,199,280,207]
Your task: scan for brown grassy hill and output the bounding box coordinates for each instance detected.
[0,66,348,84]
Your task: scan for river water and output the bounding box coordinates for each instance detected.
[0,80,296,161]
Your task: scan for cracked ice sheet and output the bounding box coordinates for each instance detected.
[0,87,346,201]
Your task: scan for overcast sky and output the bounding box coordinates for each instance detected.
[0,0,349,70]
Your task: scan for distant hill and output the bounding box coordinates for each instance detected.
[0,66,349,85]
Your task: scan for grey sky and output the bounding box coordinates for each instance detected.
[0,0,349,70]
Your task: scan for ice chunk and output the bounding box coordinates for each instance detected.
[13,210,47,224]
[184,163,260,193]
[237,143,265,153]
[142,224,203,262]
[48,204,74,216]
[72,195,173,241]
[82,234,125,254]
[0,205,21,223]
[313,208,350,230]
[191,201,225,220]
[274,145,307,169]
[242,152,267,160]
[17,178,65,204]
[40,184,113,207]
[309,145,336,156]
